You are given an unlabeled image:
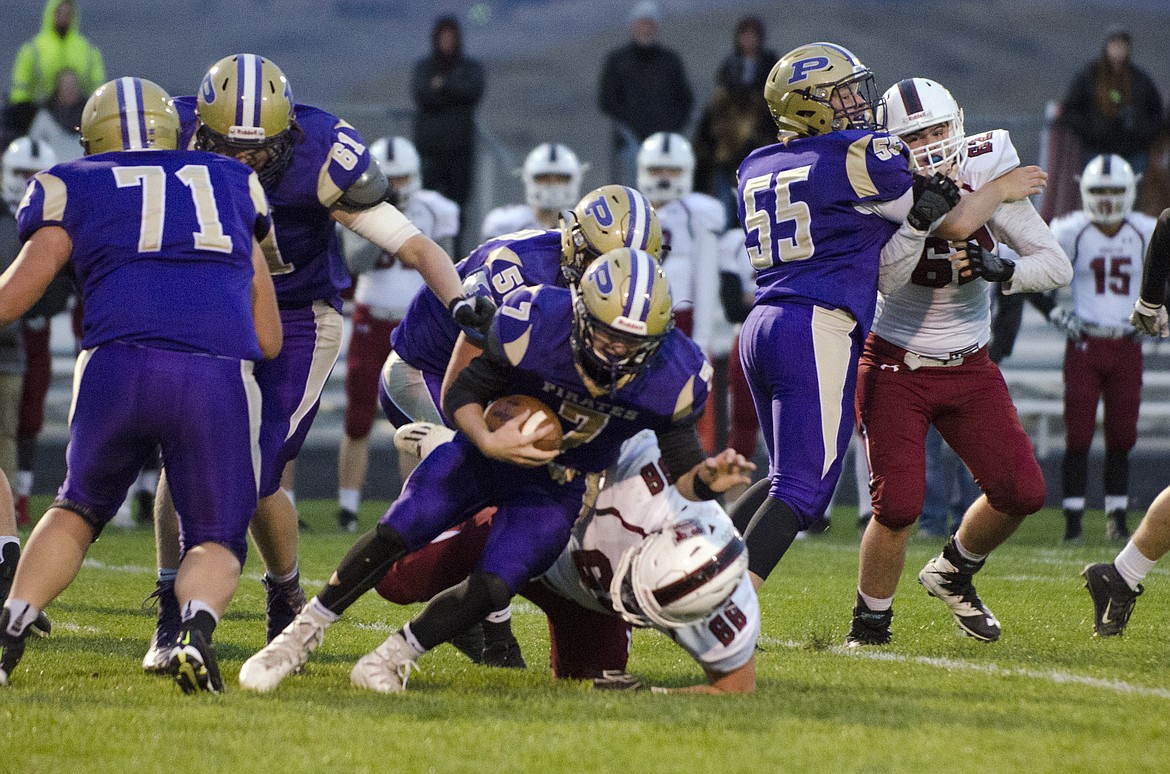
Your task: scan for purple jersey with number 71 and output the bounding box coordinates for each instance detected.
[737,129,913,335]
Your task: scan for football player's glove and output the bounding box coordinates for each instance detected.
[450,294,497,343]
[1130,298,1169,338]
[964,241,1015,283]
[906,172,961,232]
[1047,306,1084,340]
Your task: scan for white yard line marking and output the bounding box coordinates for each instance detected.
[760,635,1170,699]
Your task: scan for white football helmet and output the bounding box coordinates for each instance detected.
[370,136,421,207]
[610,502,748,629]
[2,137,58,212]
[880,78,965,176]
[637,132,694,204]
[1080,154,1136,225]
[522,143,584,212]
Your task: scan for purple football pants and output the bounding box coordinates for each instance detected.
[379,434,585,594]
[255,303,342,497]
[739,300,862,527]
[57,342,261,562]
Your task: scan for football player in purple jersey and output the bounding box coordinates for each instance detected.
[0,78,282,693]
[239,248,754,693]
[384,184,663,666]
[140,54,492,673]
[728,42,964,590]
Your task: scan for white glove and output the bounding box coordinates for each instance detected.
[1130,298,1170,338]
[1047,306,1084,340]
[393,421,456,461]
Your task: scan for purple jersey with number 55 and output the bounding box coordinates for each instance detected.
[737,129,913,334]
[176,97,372,310]
[16,149,269,360]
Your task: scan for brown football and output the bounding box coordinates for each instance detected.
[484,394,563,452]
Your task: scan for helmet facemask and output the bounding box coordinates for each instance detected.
[1079,154,1136,226]
[818,71,884,132]
[196,124,296,189]
[523,143,584,212]
[881,78,967,178]
[571,287,669,390]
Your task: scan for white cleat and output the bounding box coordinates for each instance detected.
[238,604,330,692]
[393,422,455,461]
[351,632,418,694]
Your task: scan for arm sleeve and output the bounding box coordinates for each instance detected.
[442,345,514,419]
[720,272,750,323]
[990,200,1074,294]
[655,422,706,481]
[1138,211,1170,306]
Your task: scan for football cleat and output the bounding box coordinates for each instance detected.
[238,603,330,692]
[592,670,646,691]
[0,609,27,687]
[170,629,224,694]
[27,611,50,639]
[1062,509,1084,546]
[393,422,456,462]
[142,581,182,674]
[918,538,1001,642]
[351,632,418,694]
[844,595,893,647]
[1105,510,1130,543]
[482,639,527,669]
[337,508,358,533]
[1082,562,1143,637]
[448,622,485,664]
[262,573,307,645]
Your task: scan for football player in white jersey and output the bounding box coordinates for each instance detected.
[638,132,729,450]
[376,428,759,693]
[1081,209,1170,637]
[1044,154,1156,545]
[480,143,585,240]
[337,137,460,531]
[847,78,1071,646]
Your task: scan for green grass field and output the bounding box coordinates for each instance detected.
[3,498,1168,773]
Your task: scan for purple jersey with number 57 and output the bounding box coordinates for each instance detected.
[16,149,269,360]
[737,129,913,334]
[391,228,564,377]
[176,97,372,310]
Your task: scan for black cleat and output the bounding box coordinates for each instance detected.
[1062,508,1083,545]
[482,638,527,669]
[170,629,224,694]
[1082,562,1142,637]
[0,608,28,687]
[449,622,485,663]
[845,594,893,647]
[918,538,1001,642]
[337,508,358,533]
[142,581,182,674]
[263,574,306,644]
[1105,510,1130,544]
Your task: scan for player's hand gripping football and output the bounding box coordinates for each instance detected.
[906,172,962,232]
[479,410,561,467]
[1130,298,1170,338]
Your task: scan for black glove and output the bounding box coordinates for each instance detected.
[449,294,497,343]
[906,172,962,231]
[965,241,1015,283]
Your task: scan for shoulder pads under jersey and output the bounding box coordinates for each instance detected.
[336,162,389,210]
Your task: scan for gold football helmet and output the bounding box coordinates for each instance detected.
[196,53,295,187]
[560,185,663,284]
[572,247,673,390]
[79,78,180,155]
[764,42,882,139]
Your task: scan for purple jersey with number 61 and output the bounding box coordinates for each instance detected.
[737,129,913,335]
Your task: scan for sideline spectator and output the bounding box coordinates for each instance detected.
[1060,27,1163,175]
[3,1,104,145]
[694,16,777,226]
[411,14,485,255]
[28,69,85,163]
[597,1,693,185]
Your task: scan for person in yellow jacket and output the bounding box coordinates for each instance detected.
[4,1,104,139]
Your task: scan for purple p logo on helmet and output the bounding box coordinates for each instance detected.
[788,56,831,85]
[200,73,216,105]
[593,259,614,294]
[584,195,614,227]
